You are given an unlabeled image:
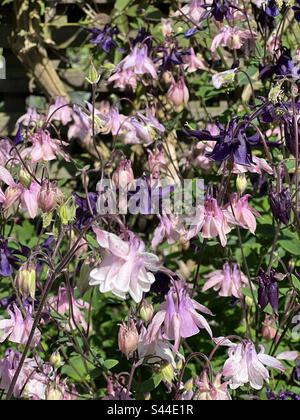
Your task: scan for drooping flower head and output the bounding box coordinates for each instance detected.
[258,269,279,313]
[89,25,118,53]
[146,280,213,352]
[203,262,249,298]
[220,338,285,390]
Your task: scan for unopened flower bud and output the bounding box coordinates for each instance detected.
[86,60,100,85]
[167,77,189,109]
[77,261,92,295]
[236,173,247,195]
[46,384,64,401]
[118,319,139,359]
[14,263,36,300]
[269,186,292,225]
[38,180,63,213]
[184,378,194,391]
[50,351,62,369]
[19,169,31,189]
[144,392,151,400]
[139,301,154,323]
[161,363,175,384]
[58,199,76,225]
[112,159,134,188]
[245,295,254,307]
[262,315,278,341]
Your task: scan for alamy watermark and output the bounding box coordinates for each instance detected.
[96,176,204,219]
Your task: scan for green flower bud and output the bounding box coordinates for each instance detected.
[161,363,175,384]
[19,169,32,189]
[15,263,36,300]
[58,199,76,225]
[46,385,63,401]
[236,173,248,195]
[77,262,92,295]
[139,301,154,323]
[50,351,62,370]
[86,61,100,85]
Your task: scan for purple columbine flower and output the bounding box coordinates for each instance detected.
[184,27,199,38]
[258,269,279,313]
[183,118,262,166]
[269,186,292,226]
[160,47,186,72]
[74,193,97,229]
[265,0,280,18]
[89,25,118,53]
[260,48,298,80]
[210,0,232,22]
[132,28,152,49]
[15,123,24,145]
[293,0,300,21]
[268,390,300,401]
[0,237,17,277]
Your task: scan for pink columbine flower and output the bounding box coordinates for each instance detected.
[0,350,45,398]
[112,159,135,188]
[193,140,215,171]
[0,138,15,167]
[186,197,231,247]
[47,96,73,126]
[89,228,160,303]
[0,303,41,347]
[0,165,41,218]
[203,262,249,299]
[167,77,189,108]
[22,130,69,163]
[123,110,165,146]
[138,326,177,367]
[48,286,88,331]
[224,194,260,234]
[108,68,138,91]
[211,26,256,53]
[195,371,231,400]
[17,107,41,127]
[174,0,209,22]
[219,339,285,390]
[119,44,157,79]
[67,111,90,141]
[152,214,187,249]
[220,156,273,176]
[148,148,166,179]
[146,281,213,352]
[183,48,207,73]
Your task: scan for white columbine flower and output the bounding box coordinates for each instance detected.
[89,228,160,303]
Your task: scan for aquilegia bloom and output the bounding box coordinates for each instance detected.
[89,228,160,303]
[0,303,41,347]
[224,194,260,234]
[203,262,249,299]
[258,269,279,313]
[187,197,231,247]
[146,280,213,351]
[220,339,285,390]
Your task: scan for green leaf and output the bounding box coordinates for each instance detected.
[291,274,300,292]
[61,356,93,382]
[278,239,300,256]
[102,359,119,370]
[137,373,163,398]
[115,0,132,11]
